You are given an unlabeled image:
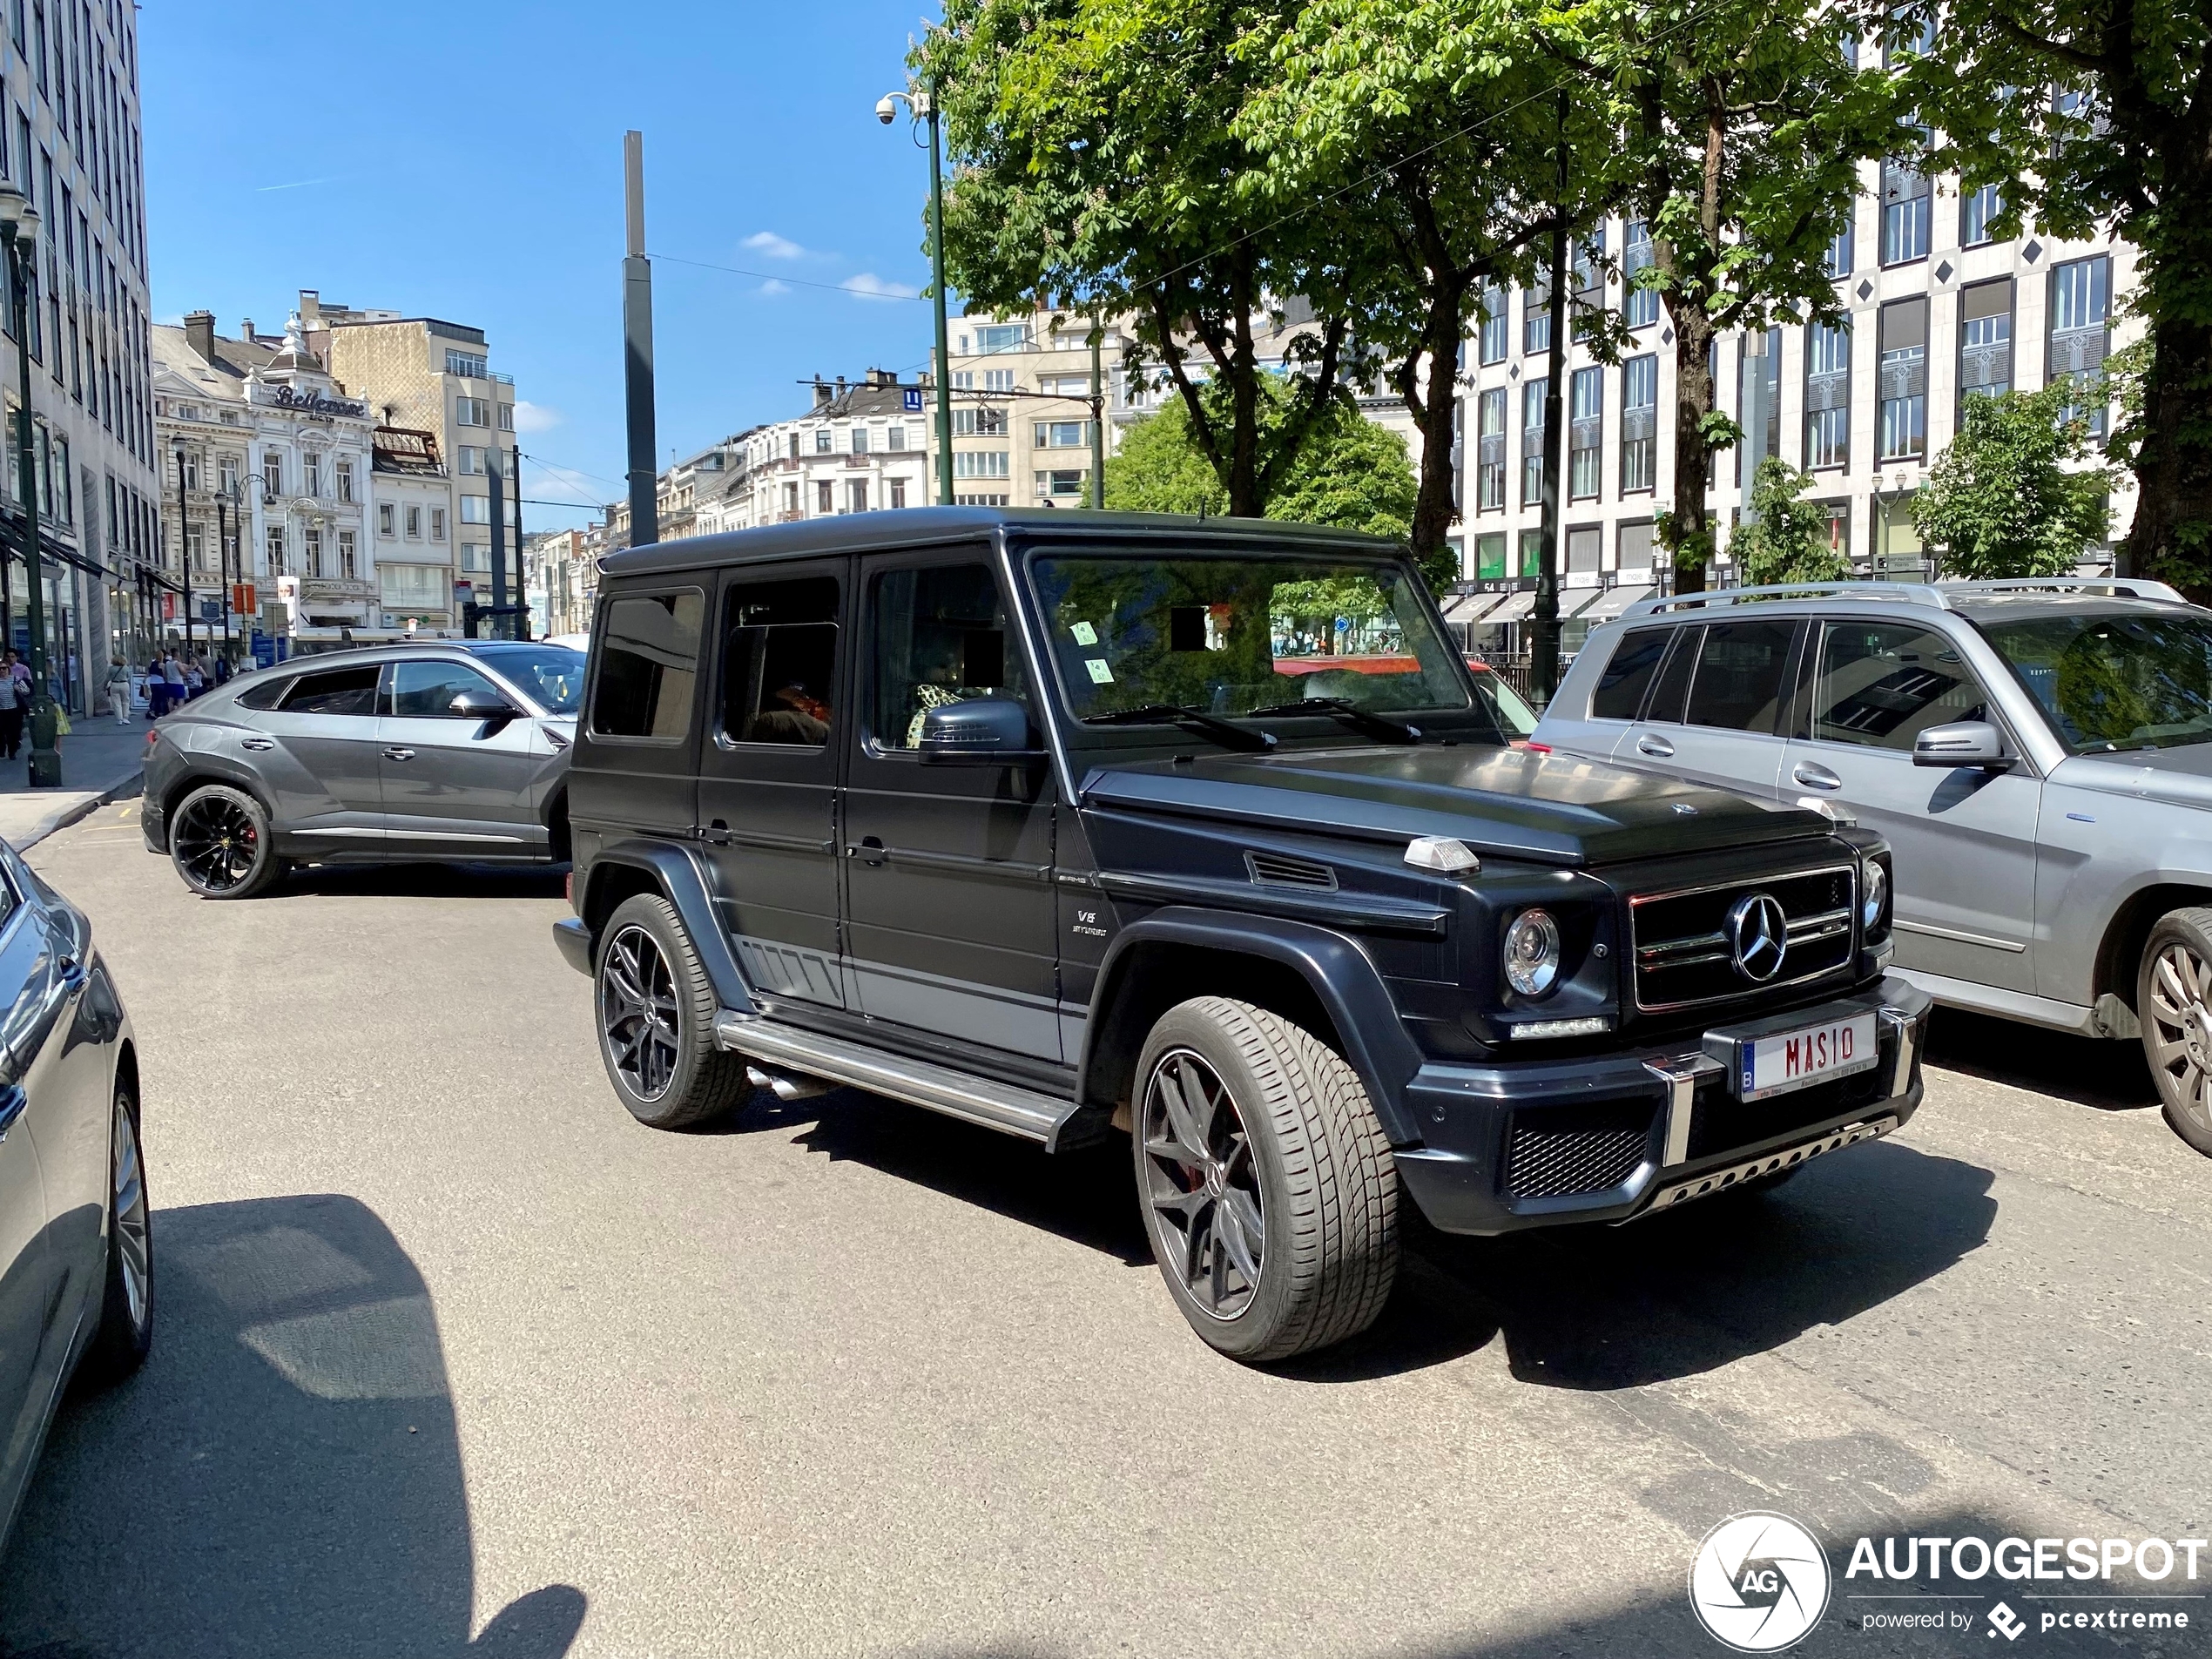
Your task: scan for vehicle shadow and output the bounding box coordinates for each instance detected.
[271,863,570,902]
[0,1193,584,1659]
[1922,1005,2156,1112]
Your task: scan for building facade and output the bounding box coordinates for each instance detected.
[525,526,591,638]
[705,372,931,532]
[942,308,1126,509]
[0,0,158,708]
[368,424,452,637]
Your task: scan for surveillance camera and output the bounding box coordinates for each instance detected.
[876,94,900,125]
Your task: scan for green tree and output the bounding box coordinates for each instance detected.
[1912,384,2117,579]
[921,0,1358,519]
[1603,1,1899,591]
[1734,457,1850,586]
[1904,0,2212,595]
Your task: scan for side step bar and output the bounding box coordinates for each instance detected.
[715,1014,1085,1150]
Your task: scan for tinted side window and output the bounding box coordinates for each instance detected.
[280,665,380,716]
[871,563,1027,751]
[234,675,291,711]
[1591,628,1671,719]
[592,591,705,739]
[722,576,839,746]
[391,660,502,718]
[1686,620,1798,734]
[1643,625,1701,724]
[1808,623,1989,750]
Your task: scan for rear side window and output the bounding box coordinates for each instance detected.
[722,576,840,745]
[280,665,380,716]
[1590,628,1671,719]
[1643,625,1702,724]
[234,675,291,711]
[1686,620,1799,734]
[592,591,705,739]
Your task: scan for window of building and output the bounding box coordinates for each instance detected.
[1475,387,1507,511]
[2049,255,2111,438]
[460,544,491,573]
[1815,500,1851,563]
[814,428,833,454]
[1878,297,1929,462]
[1521,378,1548,506]
[430,507,447,541]
[981,368,1015,393]
[1622,221,1659,329]
[304,526,323,577]
[887,425,906,451]
[1824,219,1855,278]
[1033,420,1088,448]
[497,404,513,432]
[337,529,357,578]
[816,480,833,515]
[1517,529,1543,579]
[262,450,281,496]
[445,349,489,380]
[889,476,907,509]
[786,433,801,460]
[1524,272,1551,355]
[458,445,485,475]
[378,502,395,537]
[1619,518,1656,573]
[455,395,489,428]
[782,481,799,516]
[1568,367,1602,501]
[1478,281,1508,364]
[266,523,287,575]
[379,563,448,610]
[1565,524,1602,572]
[851,427,869,455]
[954,450,1010,479]
[1474,531,1507,581]
[303,451,320,498]
[953,406,1008,437]
[590,590,705,740]
[335,457,354,503]
[1805,319,1851,469]
[460,495,489,525]
[977,323,1030,355]
[405,504,422,539]
[1961,182,2002,247]
[1959,278,2013,404]
[1035,468,1086,499]
[720,575,839,746]
[848,479,869,513]
[1620,354,1657,493]
[1880,149,1931,266]
[218,456,239,496]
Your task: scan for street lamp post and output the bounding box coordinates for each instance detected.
[879,85,954,506]
[0,185,57,785]
[214,477,239,668]
[172,445,196,665]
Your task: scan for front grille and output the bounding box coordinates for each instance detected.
[1244,850,1338,891]
[1631,864,1856,1012]
[1502,1105,1652,1198]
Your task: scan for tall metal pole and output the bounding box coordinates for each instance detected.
[216,490,233,664]
[8,225,55,782]
[927,96,954,506]
[1531,98,1570,710]
[173,448,193,665]
[488,442,509,638]
[1089,313,1107,509]
[510,443,529,639]
[621,131,659,548]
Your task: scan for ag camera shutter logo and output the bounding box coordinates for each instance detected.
[1689,1512,1831,1652]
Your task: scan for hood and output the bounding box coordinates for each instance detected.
[1078,744,1831,866]
[2053,744,2212,810]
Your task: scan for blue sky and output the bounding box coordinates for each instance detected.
[141,1,949,529]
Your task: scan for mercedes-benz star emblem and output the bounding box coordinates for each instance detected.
[1728,893,1789,982]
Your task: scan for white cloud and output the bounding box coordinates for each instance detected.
[843,273,920,302]
[741,231,806,260]
[510,401,563,435]
[759,278,791,297]
[522,461,608,505]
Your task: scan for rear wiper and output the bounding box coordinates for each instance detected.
[1081,703,1277,752]
[1242,698,1422,744]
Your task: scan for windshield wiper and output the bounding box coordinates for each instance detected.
[1241,698,1423,744]
[1082,704,1277,752]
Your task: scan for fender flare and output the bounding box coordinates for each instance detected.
[582,839,759,1016]
[1082,907,1427,1145]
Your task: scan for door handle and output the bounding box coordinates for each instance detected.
[701,819,732,846]
[383,747,416,762]
[0,1082,24,1143]
[241,736,275,752]
[846,837,887,867]
[56,954,86,991]
[1636,733,1676,759]
[1792,761,1843,791]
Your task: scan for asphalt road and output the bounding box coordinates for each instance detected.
[3,803,2208,1659]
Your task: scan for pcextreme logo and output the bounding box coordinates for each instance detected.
[1689,1512,1832,1653]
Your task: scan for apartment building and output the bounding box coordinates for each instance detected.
[316,291,520,636]
[942,307,1124,509]
[0,0,158,707]
[1453,165,2133,659]
[705,372,931,531]
[526,527,593,638]
[369,423,452,637]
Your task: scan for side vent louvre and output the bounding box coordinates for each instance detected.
[1244,850,1339,892]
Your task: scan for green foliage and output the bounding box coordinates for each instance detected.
[1912,386,2118,580]
[1734,459,1851,587]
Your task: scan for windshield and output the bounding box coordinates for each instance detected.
[482,645,587,716]
[1028,550,1471,720]
[1979,611,2212,753]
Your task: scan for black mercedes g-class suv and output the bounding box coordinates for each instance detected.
[554,509,1930,1363]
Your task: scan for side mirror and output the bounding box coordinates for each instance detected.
[916,697,1039,763]
[1913,720,2009,770]
[450,687,521,726]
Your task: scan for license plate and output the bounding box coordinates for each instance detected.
[1736,1012,1878,1101]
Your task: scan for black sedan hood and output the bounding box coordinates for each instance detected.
[1078,744,1830,866]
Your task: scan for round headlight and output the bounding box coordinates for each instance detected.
[1503,907,1562,997]
[1863,860,1889,931]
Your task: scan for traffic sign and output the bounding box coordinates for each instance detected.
[902,388,923,412]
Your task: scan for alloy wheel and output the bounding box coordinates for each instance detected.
[1140,1049,1266,1319]
[2146,939,2212,1130]
[171,794,261,893]
[111,1100,150,1336]
[601,925,681,1103]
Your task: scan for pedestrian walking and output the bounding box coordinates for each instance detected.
[105,656,132,725]
[144,656,166,719]
[184,656,205,699]
[163,652,185,712]
[0,658,21,761]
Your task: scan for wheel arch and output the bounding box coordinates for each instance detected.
[159,765,274,845]
[1078,909,1426,1145]
[578,840,758,1015]
[2094,882,2212,1012]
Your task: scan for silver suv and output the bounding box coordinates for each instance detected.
[1534,577,2212,1157]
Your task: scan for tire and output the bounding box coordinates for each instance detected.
[594,893,755,1130]
[167,783,283,900]
[2137,907,2212,1157]
[78,1085,152,1387]
[1132,997,1399,1363]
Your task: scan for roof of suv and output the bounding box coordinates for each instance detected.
[601,506,1400,579]
[1621,577,2204,628]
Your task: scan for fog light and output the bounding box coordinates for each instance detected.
[1863,860,1889,931]
[1504,907,1561,996]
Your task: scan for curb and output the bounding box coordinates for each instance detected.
[14,768,145,852]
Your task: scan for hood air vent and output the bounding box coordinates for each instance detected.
[1244,850,1339,892]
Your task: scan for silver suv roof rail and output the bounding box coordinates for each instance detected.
[1622,581,1946,618]
[1938,576,2189,604]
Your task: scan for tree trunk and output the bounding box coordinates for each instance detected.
[1668,306,1716,595]
[1406,283,1471,567]
[2121,138,2212,600]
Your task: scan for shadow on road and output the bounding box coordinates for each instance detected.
[1923,1005,2156,1112]
[270,863,570,903]
[0,1193,583,1659]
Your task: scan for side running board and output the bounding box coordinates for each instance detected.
[715,1014,1085,1150]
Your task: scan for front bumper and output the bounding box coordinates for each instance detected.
[1392,975,1932,1236]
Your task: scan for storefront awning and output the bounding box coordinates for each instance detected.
[1440,590,1509,626]
[1573,583,1655,624]
[1481,589,1539,625]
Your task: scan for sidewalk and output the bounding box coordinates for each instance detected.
[0,715,148,850]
